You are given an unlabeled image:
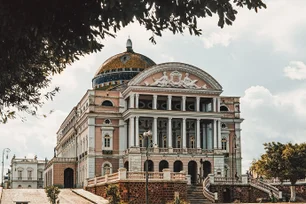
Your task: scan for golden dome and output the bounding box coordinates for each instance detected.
[92,39,156,89]
[94,51,156,76]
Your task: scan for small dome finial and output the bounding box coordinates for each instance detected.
[126,37,133,52]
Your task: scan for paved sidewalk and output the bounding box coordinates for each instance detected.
[1,189,106,204]
[1,189,49,203]
[73,189,109,204]
[58,189,94,204]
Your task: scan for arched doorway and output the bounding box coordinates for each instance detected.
[223,187,231,203]
[159,160,169,172]
[64,168,74,188]
[173,160,183,172]
[124,161,129,171]
[144,160,154,172]
[188,161,197,184]
[202,161,211,178]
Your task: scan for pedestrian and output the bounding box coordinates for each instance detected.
[270,190,276,203]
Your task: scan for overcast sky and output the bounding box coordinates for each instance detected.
[1,0,306,177]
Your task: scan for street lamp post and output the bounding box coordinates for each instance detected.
[1,148,10,187]
[143,130,152,204]
[231,135,237,202]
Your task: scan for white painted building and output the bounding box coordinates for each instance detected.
[10,155,45,189]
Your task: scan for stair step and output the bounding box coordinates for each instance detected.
[187,185,212,204]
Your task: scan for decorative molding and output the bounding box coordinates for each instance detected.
[145,71,207,89]
[127,62,223,92]
[122,86,222,98]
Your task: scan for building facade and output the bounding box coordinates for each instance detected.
[10,155,45,189]
[44,39,243,188]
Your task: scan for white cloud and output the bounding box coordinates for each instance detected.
[241,85,306,172]
[201,32,232,49]
[197,0,306,53]
[284,61,306,80]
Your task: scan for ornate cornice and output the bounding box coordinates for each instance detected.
[122,86,222,98]
[122,109,223,120]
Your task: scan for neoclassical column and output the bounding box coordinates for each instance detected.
[129,117,135,147]
[182,96,186,111]
[196,97,200,112]
[135,93,139,109]
[129,93,135,108]
[135,116,139,147]
[218,120,222,149]
[216,97,220,112]
[202,123,207,149]
[196,119,201,148]
[153,117,158,146]
[153,94,157,110]
[212,98,216,112]
[168,117,172,148]
[167,95,172,110]
[213,119,217,149]
[182,118,186,148]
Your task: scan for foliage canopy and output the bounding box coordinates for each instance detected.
[0,0,266,122]
[45,185,60,204]
[251,142,306,201]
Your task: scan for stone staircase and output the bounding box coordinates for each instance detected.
[187,185,212,204]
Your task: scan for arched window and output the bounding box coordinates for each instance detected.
[102,162,112,176]
[221,138,227,150]
[220,105,229,112]
[144,160,154,172]
[102,100,113,107]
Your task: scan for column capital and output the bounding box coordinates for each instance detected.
[182,96,186,99]
[135,93,139,97]
[153,116,158,119]
[168,95,172,99]
[197,118,201,121]
[168,117,172,120]
[182,117,186,121]
[153,94,158,98]
[135,116,139,120]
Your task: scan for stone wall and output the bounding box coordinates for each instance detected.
[86,181,187,204]
[273,184,306,201]
[52,163,76,187]
[211,184,269,203]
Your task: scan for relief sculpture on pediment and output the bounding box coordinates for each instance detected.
[145,70,207,89]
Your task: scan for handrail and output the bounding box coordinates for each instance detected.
[250,179,281,200]
[202,177,215,203]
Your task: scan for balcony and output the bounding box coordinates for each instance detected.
[14,177,37,181]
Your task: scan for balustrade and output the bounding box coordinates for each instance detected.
[202,177,215,203]
[87,168,186,187]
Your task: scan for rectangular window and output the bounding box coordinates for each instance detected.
[222,139,227,150]
[28,170,32,180]
[18,170,22,180]
[104,137,110,148]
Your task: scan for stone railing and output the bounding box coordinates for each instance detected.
[209,174,249,184]
[250,178,282,200]
[87,168,187,187]
[203,176,215,203]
